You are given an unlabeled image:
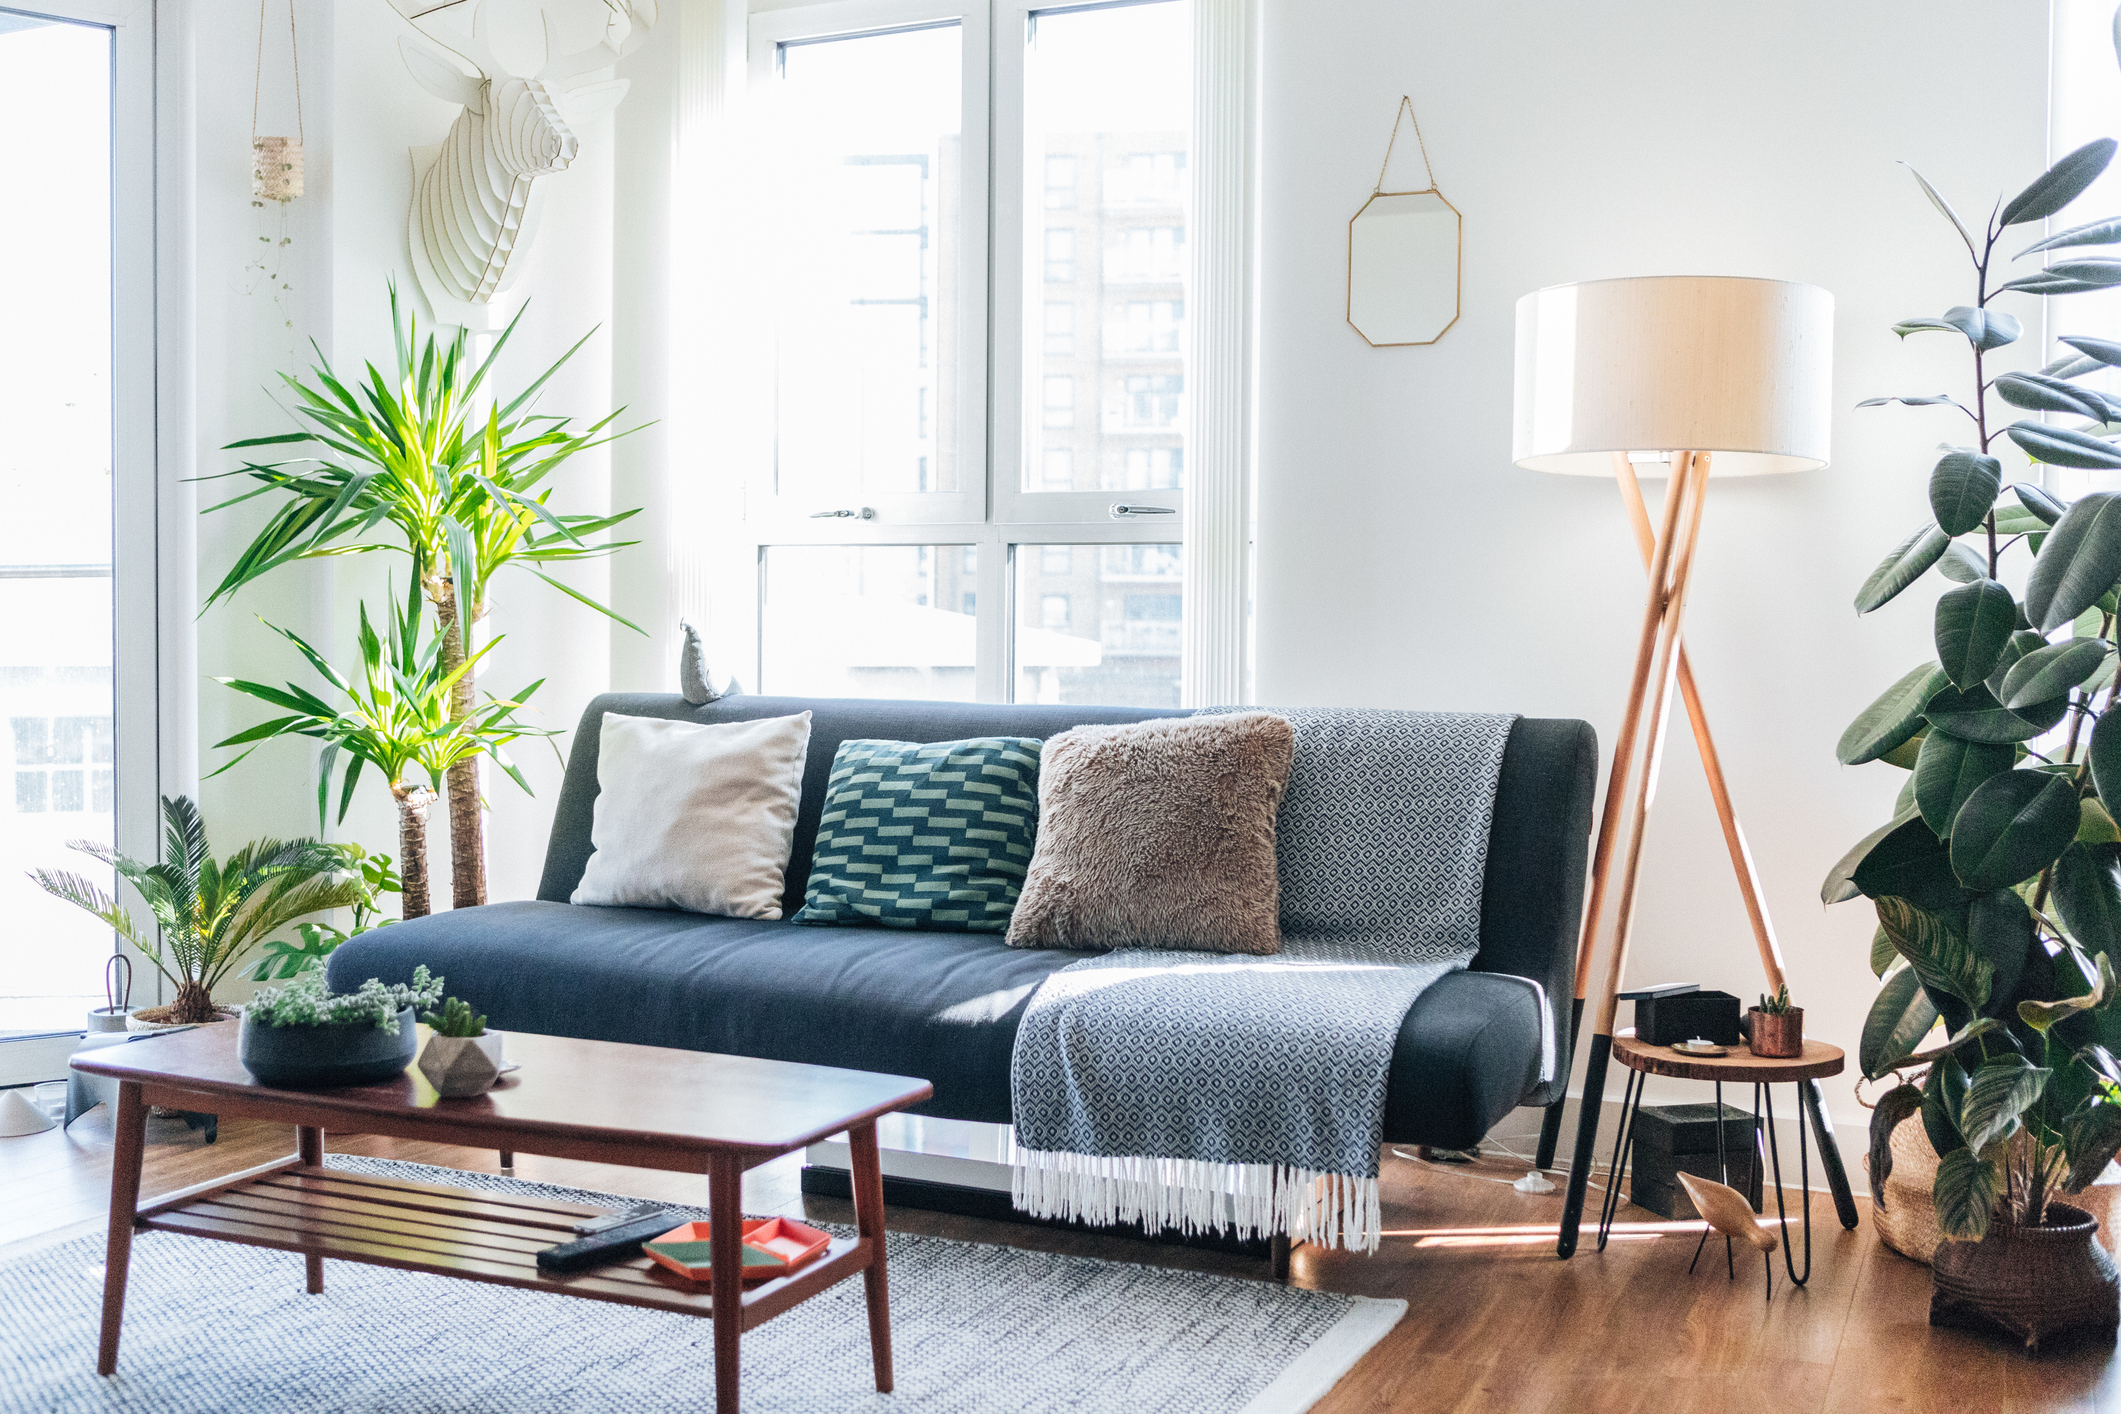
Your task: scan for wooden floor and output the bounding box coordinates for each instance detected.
[4,1108,2116,1412]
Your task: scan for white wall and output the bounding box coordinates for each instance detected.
[1254,0,2051,1128]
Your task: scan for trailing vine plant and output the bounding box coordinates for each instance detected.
[1833,132,2121,1239]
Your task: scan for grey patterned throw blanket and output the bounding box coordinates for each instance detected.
[1008,708,1519,1253]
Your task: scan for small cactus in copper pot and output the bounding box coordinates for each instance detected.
[1747,984,1803,1059]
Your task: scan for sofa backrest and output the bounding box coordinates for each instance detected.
[539,694,1597,1088]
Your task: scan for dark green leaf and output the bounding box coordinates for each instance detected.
[2092,710,2121,809]
[1840,664,1951,765]
[1881,729,1929,770]
[2017,481,2070,525]
[1959,1054,2051,1152]
[1893,304,2020,352]
[1868,1083,1927,1207]
[2000,639,2113,708]
[1930,451,2005,536]
[1856,525,1952,614]
[1850,817,1973,912]
[2023,217,2121,257]
[1862,968,1940,1079]
[1925,682,2065,743]
[1824,808,1923,904]
[1858,393,1970,411]
[1934,1146,2004,1240]
[1986,630,2050,700]
[1903,164,1979,255]
[1877,896,1993,1009]
[1967,889,2034,1014]
[1994,371,2113,420]
[1951,769,2081,891]
[1896,768,1920,818]
[2063,334,2121,369]
[1925,1053,1970,1157]
[1915,731,2015,837]
[1939,541,1989,584]
[2025,491,2121,630]
[2001,140,2119,225]
[2061,1105,2121,1192]
[2057,842,2121,954]
[1995,264,2121,295]
[1935,580,2019,689]
[2009,423,2121,473]
[1873,925,1901,978]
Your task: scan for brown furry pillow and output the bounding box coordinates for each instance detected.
[1005,712,1295,955]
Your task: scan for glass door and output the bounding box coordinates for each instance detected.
[0,10,117,1036]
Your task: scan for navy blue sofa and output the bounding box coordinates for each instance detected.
[329,694,1597,1151]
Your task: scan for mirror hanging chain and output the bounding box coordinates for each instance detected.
[1374,94,1439,196]
[252,0,305,203]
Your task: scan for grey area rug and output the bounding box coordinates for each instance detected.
[0,1157,1404,1414]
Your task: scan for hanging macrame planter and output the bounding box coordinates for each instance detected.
[251,0,305,203]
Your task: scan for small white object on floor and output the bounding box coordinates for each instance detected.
[0,1089,56,1137]
[1514,1170,1556,1194]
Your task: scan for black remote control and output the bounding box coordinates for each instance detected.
[536,1210,685,1273]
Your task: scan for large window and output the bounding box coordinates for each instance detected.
[746,0,1196,707]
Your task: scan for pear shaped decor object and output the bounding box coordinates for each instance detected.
[1678,1171,1780,1302]
[0,1088,56,1138]
[419,1032,504,1098]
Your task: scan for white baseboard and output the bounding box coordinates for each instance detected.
[0,1034,83,1088]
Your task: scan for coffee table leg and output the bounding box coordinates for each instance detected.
[96,1080,146,1376]
[298,1126,325,1293]
[709,1153,744,1414]
[849,1121,895,1393]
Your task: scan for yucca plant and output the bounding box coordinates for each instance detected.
[29,796,361,1024]
[201,284,642,909]
[212,588,554,919]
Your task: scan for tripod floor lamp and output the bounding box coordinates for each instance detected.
[1508,275,1855,1258]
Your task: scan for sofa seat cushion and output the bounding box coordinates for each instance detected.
[327,900,1546,1143]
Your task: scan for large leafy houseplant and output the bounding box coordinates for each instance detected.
[1835,135,2121,1240]
[202,286,640,910]
[29,796,362,1024]
[212,590,552,920]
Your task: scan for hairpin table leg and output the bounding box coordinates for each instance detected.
[1764,1083,1812,1286]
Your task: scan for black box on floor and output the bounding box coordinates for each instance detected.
[1627,1102,1762,1219]
[1633,988,1743,1045]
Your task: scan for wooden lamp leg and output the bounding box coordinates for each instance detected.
[1557,450,1712,1257]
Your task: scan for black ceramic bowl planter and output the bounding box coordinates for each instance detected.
[238,1005,419,1088]
[1931,1202,2121,1350]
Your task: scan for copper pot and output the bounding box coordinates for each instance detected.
[1746,1006,1803,1058]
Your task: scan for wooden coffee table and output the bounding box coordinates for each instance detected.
[72,1025,934,1413]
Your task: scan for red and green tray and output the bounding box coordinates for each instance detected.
[643,1217,832,1283]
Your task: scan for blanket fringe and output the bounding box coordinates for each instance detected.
[1007,1146,1383,1255]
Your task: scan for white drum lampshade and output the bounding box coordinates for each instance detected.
[1512,275,1835,477]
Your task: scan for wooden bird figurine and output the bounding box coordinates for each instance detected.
[1678,1171,1781,1301]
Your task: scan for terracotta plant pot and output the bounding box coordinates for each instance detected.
[1746,1006,1804,1059]
[418,1031,504,1097]
[1931,1202,2121,1350]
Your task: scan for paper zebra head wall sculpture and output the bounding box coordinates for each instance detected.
[396,0,657,327]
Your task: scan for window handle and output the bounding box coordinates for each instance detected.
[1109,503,1176,519]
[809,507,876,520]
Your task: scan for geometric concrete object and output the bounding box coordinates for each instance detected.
[418,1032,504,1098]
[396,1,658,329]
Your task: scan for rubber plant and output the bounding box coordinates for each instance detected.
[210,588,553,920]
[1832,134,2121,1240]
[29,795,361,1024]
[201,284,641,910]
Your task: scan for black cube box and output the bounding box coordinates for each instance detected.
[1627,1102,1761,1219]
[1634,989,1743,1046]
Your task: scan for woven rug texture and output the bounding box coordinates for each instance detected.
[0,1157,1402,1414]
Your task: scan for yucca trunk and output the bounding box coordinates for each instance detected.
[435,589,488,910]
[395,782,438,919]
[169,978,219,1025]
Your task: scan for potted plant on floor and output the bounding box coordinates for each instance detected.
[29,796,363,1026]
[239,961,444,1088]
[417,995,504,1097]
[212,589,553,918]
[1826,133,2121,1346]
[247,841,402,981]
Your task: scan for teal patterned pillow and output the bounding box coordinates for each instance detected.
[792,736,1044,932]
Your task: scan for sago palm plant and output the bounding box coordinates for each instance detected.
[30,796,361,1024]
[212,589,553,918]
[201,284,640,909]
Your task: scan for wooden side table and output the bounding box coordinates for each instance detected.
[1597,1029,1854,1286]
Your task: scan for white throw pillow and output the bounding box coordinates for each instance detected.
[571,711,814,918]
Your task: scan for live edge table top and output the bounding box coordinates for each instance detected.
[71,1024,935,1168]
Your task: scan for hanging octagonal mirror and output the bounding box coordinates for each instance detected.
[1347,189,1461,347]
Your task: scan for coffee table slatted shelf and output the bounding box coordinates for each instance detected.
[136,1164,866,1325]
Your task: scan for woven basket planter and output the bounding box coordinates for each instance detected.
[1931,1202,2121,1350]
[1875,1119,1946,1264]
